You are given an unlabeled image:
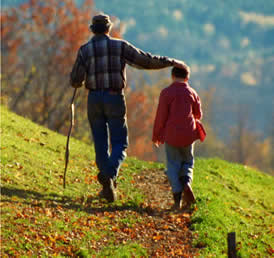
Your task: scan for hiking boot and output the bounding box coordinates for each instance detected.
[99,179,117,197]
[97,173,117,202]
[113,179,117,189]
[171,192,182,210]
[182,183,196,209]
[107,178,117,202]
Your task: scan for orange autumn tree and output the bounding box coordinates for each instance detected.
[126,87,158,161]
[2,0,92,133]
[1,0,121,136]
[1,0,164,162]
[125,70,172,161]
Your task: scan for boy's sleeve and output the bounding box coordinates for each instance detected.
[152,91,169,143]
[192,93,202,120]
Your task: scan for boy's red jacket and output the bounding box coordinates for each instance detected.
[152,81,204,147]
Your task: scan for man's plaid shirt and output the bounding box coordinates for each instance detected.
[70,34,175,90]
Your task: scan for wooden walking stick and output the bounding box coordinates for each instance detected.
[63,88,77,189]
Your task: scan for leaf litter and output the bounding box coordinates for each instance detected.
[1,168,199,257]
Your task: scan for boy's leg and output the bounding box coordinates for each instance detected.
[165,143,184,208]
[179,144,196,207]
[179,144,194,184]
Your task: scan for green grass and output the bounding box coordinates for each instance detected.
[1,106,273,257]
[98,242,148,257]
[1,106,150,257]
[192,159,274,257]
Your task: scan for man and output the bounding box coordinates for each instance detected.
[70,13,188,202]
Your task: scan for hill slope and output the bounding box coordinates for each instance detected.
[1,106,273,257]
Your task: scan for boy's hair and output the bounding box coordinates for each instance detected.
[171,66,190,79]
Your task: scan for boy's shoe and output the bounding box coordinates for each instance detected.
[172,192,182,210]
[97,173,117,202]
[182,183,196,208]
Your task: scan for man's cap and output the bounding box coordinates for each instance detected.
[92,14,112,26]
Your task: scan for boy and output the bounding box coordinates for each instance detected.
[152,65,205,210]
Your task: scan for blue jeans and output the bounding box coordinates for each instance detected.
[165,143,194,193]
[87,90,128,180]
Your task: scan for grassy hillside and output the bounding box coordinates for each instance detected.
[1,106,273,257]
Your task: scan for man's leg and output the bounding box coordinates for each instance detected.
[87,91,116,202]
[87,92,109,176]
[104,92,128,180]
[90,119,109,177]
[107,117,128,179]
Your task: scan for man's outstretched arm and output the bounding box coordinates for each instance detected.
[123,41,187,70]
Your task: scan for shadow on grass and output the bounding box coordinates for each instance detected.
[1,186,161,216]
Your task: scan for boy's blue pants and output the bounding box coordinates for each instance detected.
[165,143,194,193]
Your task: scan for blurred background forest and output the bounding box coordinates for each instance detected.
[1,0,274,174]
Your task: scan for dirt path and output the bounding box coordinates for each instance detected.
[1,167,199,257]
[85,168,199,257]
[134,168,174,209]
[131,168,199,257]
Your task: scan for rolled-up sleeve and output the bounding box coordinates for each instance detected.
[123,41,174,70]
[70,48,86,88]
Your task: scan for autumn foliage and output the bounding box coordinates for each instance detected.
[126,88,158,161]
[1,0,122,133]
[1,0,274,173]
[2,0,91,130]
[1,0,157,161]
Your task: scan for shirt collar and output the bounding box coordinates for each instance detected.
[92,34,110,41]
[171,81,188,87]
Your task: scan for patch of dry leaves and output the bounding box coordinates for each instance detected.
[130,168,199,257]
[1,168,199,257]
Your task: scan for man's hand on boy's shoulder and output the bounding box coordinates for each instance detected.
[172,59,189,69]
